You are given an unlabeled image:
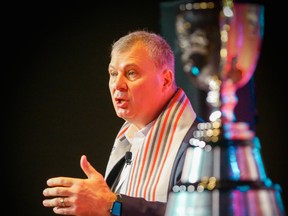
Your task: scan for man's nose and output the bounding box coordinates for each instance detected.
[114,74,127,90]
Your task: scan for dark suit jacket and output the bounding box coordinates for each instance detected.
[106,116,202,216]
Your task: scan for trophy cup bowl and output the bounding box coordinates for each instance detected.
[221,2,264,89]
[175,1,264,95]
[176,0,264,139]
[220,2,264,141]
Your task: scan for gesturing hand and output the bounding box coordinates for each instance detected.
[43,155,116,216]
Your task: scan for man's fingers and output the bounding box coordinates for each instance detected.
[80,155,102,180]
[43,186,71,197]
[43,197,70,208]
[46,177,76,187]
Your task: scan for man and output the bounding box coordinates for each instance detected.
[43,30,200,215]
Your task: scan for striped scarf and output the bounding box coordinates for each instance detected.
[105,88,196,202]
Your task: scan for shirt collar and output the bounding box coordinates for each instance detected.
[125,120,155,144]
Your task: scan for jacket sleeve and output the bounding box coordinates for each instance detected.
[120,195,166,216]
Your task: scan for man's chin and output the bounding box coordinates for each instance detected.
[116,110,130,119]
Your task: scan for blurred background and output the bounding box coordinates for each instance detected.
[3,0,287,215]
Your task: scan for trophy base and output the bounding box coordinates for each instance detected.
[165,184,286,216]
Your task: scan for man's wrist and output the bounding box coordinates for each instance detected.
[110,193,122,216]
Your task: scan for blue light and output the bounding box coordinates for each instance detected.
[191,66,200,76]
[228,146,240,180]
[237,185,250,192]
[252,137,267,181]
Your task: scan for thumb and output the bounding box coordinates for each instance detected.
[80,155,100,179]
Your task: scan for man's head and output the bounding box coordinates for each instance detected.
[108,30,177,129]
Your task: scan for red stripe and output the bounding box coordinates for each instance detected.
[134,124,154,197]
[144,89,181,197]
[142,92,182,199]
[151,97,189,200]
[134,91,184,198]
[116,125,129,139]
[127,89,191,200]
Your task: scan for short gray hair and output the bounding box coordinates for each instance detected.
[111,30,175,73]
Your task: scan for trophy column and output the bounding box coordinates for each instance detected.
[165,1,286,215]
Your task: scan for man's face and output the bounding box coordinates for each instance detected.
[108,43,166,128]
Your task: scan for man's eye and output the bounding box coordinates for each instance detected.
[127,70,136,78]
[110,71,118,77]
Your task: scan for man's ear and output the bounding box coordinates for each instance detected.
[162,69,174,88]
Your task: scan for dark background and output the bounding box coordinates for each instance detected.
[3,1,287,215]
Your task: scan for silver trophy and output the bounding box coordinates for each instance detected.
[165,0,286,215]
